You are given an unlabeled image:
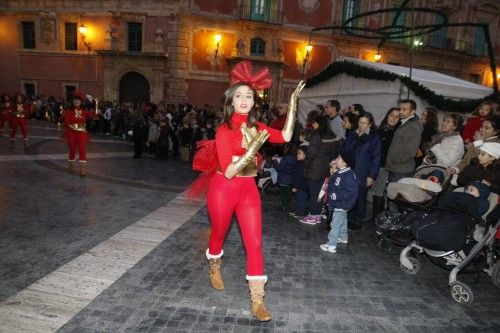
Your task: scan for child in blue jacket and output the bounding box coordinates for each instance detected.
[290,145,309,218]
[273,143,298,212]
[320,152,358,253]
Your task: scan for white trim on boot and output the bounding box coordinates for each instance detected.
[206,249,223,259]
[246,275,268,282]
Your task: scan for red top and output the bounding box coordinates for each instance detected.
[462,115,484,143]
[63,107,97,131]
[216,112,285,172]
[9,103,31,118]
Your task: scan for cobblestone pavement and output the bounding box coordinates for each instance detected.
[1,121,499,333]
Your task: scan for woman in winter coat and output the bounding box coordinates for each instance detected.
[340,112,382,230]
[301,115,342,224]
[372,107,400,218]
[422,113,464,169]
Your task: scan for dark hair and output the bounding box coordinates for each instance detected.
[297,145,308,155]
[443,112,464,133]
[424,107,439,130]
[1,94,10,103]
[379,107,400,128]
[483,115,500,135]
[316,104,324,113]
[360,112,377,130]
[326,99,340,111]
[221,82,260,130]
[313,115,335,139]
[399,99,417,111]
[283,142,297,156]
[306,109,320,126]
[343,112,358,130]
[352,103,365,116]
[298,128,312,141]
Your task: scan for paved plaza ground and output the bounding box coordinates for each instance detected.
[0,120,499,333]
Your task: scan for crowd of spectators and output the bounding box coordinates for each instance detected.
[269,97,500,248]
[2,94,499,235]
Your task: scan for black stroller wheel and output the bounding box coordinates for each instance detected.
[450,281,474,305]
[492,261,500,288]
[377,237,394,253]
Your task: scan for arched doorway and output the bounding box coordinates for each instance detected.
[119,71,150,103]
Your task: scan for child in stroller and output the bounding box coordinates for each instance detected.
[399,182,499,305]
[375,165,452,250]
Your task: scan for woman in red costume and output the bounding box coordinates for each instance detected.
[9,94,32,150]
[199,61,304,321]
[0,94,12,137]
[62,95,98,176]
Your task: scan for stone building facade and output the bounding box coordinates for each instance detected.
[0,0,498,107]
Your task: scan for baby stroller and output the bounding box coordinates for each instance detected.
[375,165,452,251]
[399,190,500,305]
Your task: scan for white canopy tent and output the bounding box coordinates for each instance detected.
[298,57,493,124]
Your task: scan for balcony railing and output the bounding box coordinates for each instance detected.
[239,5,282,25]
[420,34,487,56]
[385,34,487,57]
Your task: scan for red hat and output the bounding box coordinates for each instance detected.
[230,60,272,90]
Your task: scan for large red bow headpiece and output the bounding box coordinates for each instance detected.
[230,60,272,90]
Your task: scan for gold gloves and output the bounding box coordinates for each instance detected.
[282,81,306,141]
[233,127,270,175]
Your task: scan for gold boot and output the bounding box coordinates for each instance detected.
[68,160,75,173]
[248,279,272,322]
[79,162,87,177]
[208,258,224,290]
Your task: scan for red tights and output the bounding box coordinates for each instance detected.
[10,117,28,139]
[207,173,264,276]
[66,131,89,161]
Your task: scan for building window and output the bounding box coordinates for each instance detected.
[343,0,360,27]
[472,25,486,56]
[128,22,142,52]
[250,38,265,57]
[430,16,447,49]
[22,21,35,49]
[391,11,407,43]
[250,0,270,22]
[65,23,77,50]
[24,83,35,97]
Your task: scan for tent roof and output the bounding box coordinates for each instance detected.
[341,57,492,100]
[306,57,493,102]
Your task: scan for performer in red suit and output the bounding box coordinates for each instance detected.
[9,94,32,150]
[63,95,98,176]
[0,94,12,137]
[196,61,304,322]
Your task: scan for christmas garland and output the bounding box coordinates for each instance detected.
[305,60,497,113]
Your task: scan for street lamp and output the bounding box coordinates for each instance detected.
[373,52,382,62]
[79,25,91,51]
[214,34,222,63]
[302,43,313,79]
